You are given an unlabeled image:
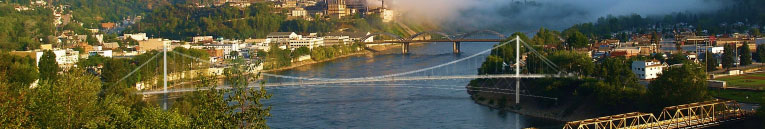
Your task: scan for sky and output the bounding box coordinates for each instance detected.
[377,0,726,32]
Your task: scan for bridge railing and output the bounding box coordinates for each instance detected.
[562,100,755,129]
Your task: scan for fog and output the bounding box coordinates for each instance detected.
[375,0,726,32]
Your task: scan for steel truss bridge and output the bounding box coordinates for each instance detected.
[563,100,755,129]
[359,30,509,53]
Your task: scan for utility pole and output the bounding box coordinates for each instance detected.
[163,42,168,110]
[515,35,520,104]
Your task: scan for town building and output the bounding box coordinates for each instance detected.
[327,0,349,18]
[289,36,324,49]
[325,32,373,43]
[11,49,80,69]
[322,35,351,46]
[191,43,242,59]
[123,33,149,41]
[138,38,170,52]
[632,60,666,80]
[193,36,214,43]
[102,42,120,50]
[291,7,307,18]
[88,50,113,58]
[267,32,300,47]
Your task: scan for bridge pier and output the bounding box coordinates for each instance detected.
[453,42,461,53]
[401,43,410,54]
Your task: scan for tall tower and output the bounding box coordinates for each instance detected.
[327,0,347,18]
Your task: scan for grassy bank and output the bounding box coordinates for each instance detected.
[710,89,765,103]
[715,72,765,90]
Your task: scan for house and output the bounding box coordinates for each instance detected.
[290,8,307,17]
[632,60,666,80]
[101,22,116,30]
[103,42,120,50]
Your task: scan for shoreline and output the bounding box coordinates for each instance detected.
[263,44,400,73]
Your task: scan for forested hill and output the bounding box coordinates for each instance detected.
[126,2,430,40]
[563,0,765,39]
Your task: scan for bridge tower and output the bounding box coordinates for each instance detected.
[163,42,168,110]
[401,43,410,54]
[515,35,520,104]
[453,42,461,53]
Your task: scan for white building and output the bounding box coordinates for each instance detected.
[192,36,214,43]
[29,49,79,69]
[246,38,279,51]
[88,50,113,58]
[267,32,300,47]
[289,37,324,49]
[191,43,241,59]
[632,60,666,80]
[291,8,307,17]
[123,33,148,41]
[325,32,373,43]
[322,35,351,46]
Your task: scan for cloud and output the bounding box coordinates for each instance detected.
[383,0,726,32]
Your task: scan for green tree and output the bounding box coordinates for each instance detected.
[38,50,59,81]
[751,28,761,38]
[134,107,191,128]
[566,31,589,48]
[756,44,765,62]
[722,44,736,69]
[86,34,99,45]
[705,52,719,71]
[596,57,641,90]
[0,82,32,128]
[28,69,101,128]
[224,59,272,128]
[648,62,710,108]
[666,53,689,65]
[739,42,752,66]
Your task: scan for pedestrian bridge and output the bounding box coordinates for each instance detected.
[563,100,755,129]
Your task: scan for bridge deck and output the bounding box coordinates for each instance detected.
[138,74,569,95]
[366,39,504,44]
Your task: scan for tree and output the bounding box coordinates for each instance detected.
[86,34,99,45]
[666,53,689,65]
[595,57,641,90]
[722,44,736,69]
[566,31,589,48]
[756,44,765,62]
[28,69,102,128]
[648,62,710,108]
[752,28,761,38]
[134,107,190,128]
[224,59,271,128]
[38,50,59,81]
[705,51,719,71]
[0,82,32,128]
[739,42,752,66]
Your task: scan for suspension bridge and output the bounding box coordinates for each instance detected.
[123,30,566,109]
[116,30,754,128]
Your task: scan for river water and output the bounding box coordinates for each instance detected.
[263,42,562,128]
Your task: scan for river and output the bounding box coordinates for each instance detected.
[263,41,562,128]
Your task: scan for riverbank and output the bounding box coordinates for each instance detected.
[469,91,601,122]
[263,44,401,72]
